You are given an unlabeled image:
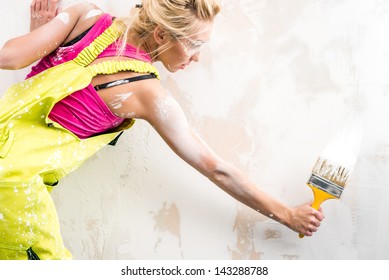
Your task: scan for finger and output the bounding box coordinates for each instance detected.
[315,211,325,221]
[30,0,37,14]
[310,219,320,228]
[35,0,42,12]
[49,0,58,14]
[310,225,318,232]
[41,0,48,11]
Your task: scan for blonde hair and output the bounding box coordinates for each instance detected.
[116,0,221,58]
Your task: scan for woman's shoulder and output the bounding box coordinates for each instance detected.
[78,2,109,24]
[61,2,112,45]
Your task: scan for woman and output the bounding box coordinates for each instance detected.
[0,0,323,260]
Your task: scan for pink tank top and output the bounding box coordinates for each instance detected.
[26,14,152,139]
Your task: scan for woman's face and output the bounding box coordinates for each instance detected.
[157,20,214,73]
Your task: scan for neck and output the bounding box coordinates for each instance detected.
[127,30,158,62]
[143,41,158,62]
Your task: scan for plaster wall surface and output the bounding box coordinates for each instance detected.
[1,0,388,259]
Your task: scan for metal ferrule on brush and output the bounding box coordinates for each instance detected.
[307,174,344,198]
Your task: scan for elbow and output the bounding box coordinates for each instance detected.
[203,158,248,196]
[201,157,231,186]
[0,46,25,70]
[0,51,10,69]
[208,170,229,188]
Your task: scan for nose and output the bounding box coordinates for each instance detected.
[190,52,200,62]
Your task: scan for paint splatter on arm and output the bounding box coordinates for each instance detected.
[83,9,103,21]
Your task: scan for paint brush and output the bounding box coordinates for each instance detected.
[299,117,362,238]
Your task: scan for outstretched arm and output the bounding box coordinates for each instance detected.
[30,0,61,31]
[134,82,324,237]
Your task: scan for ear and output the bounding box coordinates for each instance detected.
[153,25,168,45]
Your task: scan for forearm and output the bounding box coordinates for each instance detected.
[0,25,62,70]
[0,32,57,70]
[207,160,293,228]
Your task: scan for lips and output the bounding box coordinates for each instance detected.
[180,63,190,69]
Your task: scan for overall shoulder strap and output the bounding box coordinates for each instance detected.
[72,20,124,67]
[73,20,161,79]
[87,60,160,79]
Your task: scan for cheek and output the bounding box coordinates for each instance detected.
[174,54,188,63]
[169,44,189,61]
[165,52,187,70]
[160,44,189,72]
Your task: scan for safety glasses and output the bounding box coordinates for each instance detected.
[172,33,207,56]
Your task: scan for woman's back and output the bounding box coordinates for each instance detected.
[27,13,157,138]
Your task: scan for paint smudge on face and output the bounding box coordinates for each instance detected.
[56,12,70,25]
[84,9,103,20]
[109,92,133,110]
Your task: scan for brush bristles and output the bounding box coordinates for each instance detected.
[312,157,350,188]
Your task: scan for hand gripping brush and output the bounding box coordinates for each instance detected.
[299,117,362,238]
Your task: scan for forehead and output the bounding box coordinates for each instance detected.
[189,20,214,41]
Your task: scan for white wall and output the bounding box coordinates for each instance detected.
[1,0,388,260]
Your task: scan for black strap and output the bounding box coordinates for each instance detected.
[62,26,93,47]
[94,73,157,91]
[63,16,116,47]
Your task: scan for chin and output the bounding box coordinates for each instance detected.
[165,65,181,73]
[163,61,186,73]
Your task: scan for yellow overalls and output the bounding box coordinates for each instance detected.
[0,21,159,259]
